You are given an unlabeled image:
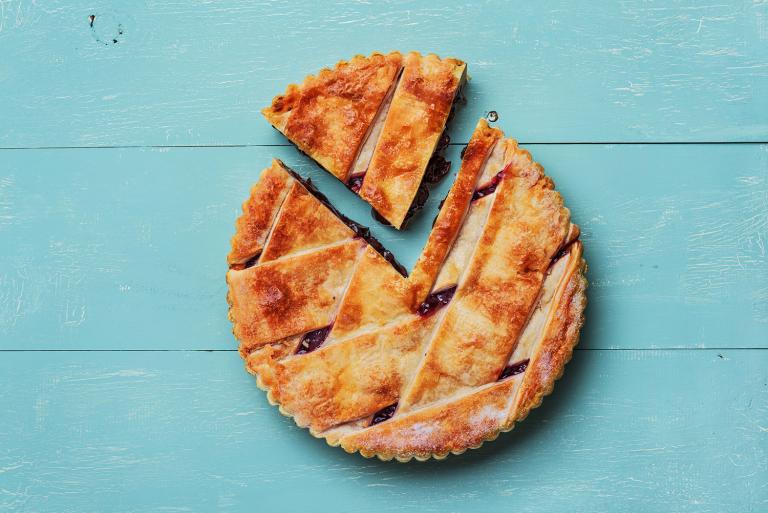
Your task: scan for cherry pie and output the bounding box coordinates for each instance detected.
[227,117,587,461]
[262,51,466,229]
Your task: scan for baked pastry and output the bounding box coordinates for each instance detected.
[227,119,587,461]
[262,51,466,229]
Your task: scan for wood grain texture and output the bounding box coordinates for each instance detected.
[0,0,766,147]
[0,350,765,513]
[0,1,766,510]
[1,144,765,350]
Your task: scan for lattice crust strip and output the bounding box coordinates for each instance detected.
[262,51,467,229]
[331,244,586,461]
[226,119,587,461]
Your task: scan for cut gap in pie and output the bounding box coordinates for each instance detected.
[278,163,408,278]
[472,169,505,202]
[295,325,333,355]
[263,51,467,229]
[416,286,457,318]
[370,403,398,426]
[227,117,587,462]
[346,66,403,184]
[498,359,529,381]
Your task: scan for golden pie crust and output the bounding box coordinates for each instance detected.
[227,119,587,461]
[262,51,466,228]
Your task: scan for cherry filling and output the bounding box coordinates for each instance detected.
[436,132,450,152]
[370,403,398,425]
[404,183,431,222]
[431,196,448,227]
[417,285,457,317]
[551,240,576,264]
[242,252,261,269]
[498,359,530,380]
[368,85,464,229]
[295,325,332,355]
[424,155,452,184]
[422,132,452,185]
[347,173,365,194]
[349,219,408,277]
[471,170,505,202]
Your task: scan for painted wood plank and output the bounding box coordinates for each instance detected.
[0,0,766,147]
[0,350,765,513]
[1,144,766,350]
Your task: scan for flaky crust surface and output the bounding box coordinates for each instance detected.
[260,182,354,262]
[339,247,586,461]
[227,160,293,268]
[227,121,587,462]
[360,53,466,228]
[264,51,466,229]
[263,52,402,180]
[409,119,502,301]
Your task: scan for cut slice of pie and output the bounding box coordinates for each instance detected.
[262,51,466,229]
[227,119,587,461]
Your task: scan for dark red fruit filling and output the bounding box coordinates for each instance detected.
[404,183,430,222]
[370,403,398,425]
[472,170,505,202]
[417,285,457,317]
[242,252,261,269]
[551,240,575,263]
[295,326,332,355]
[347,173,365,194]
[498,359,529,380]
[351,216,407,276]
[436,132,450,151]
[424,155,451,184]
[432,196,448,227]
[370,207,392,226]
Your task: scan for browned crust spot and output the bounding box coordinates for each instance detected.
[263,52,403,180]
[227,159,293,267]
[260,181,355,262]
[409,119,502,302]
[359,53,467,228]
[227,117,588,462]
[338,246,587,462]
[227,239,364,353]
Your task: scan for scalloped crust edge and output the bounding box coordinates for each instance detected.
[262,51,400,129]
[238,256,587,463]
[226,129,588,462]
[261,51,465,130]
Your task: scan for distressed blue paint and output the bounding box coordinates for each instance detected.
[1,350,766,513]
[0,144,765,350]
[0,1,766,147]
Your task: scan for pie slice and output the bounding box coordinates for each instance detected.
[262,51,467,229]
[227,119,587,461]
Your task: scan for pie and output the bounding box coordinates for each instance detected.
[226,118,587,461]
[262,51,466,229]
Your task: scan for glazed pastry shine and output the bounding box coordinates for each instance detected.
[262,51,466,229]
[227,119,587,461]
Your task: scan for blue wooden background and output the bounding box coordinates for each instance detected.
[1,1,766,512]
